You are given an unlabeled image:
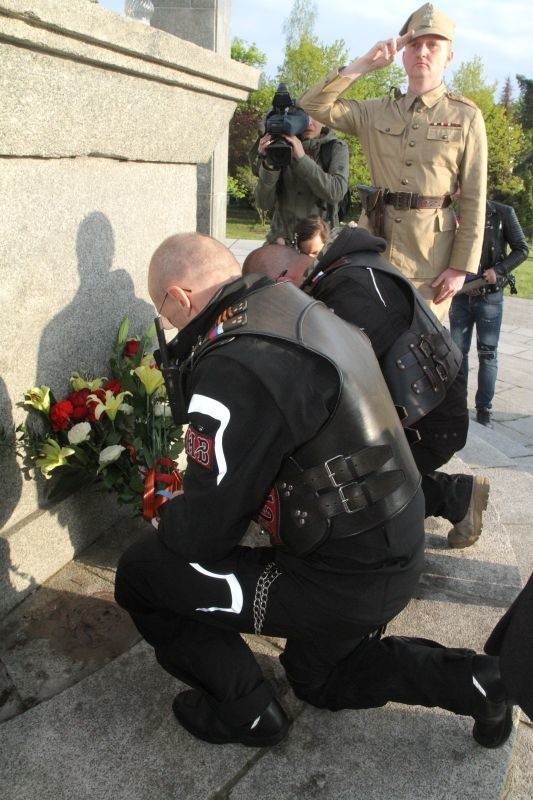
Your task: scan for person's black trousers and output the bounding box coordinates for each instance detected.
[115,520,478,727]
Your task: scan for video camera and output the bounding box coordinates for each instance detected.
[263,84,310,169]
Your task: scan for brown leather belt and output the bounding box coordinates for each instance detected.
[384,191,452,210]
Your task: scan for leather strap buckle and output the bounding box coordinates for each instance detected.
[338,482,367,514]
[385,191,418,210]
[324,454,349,487]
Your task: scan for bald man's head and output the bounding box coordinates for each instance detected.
[242,244,312,285]
[149,232,241,329]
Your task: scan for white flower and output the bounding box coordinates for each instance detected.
[67,421,92,445]
[120,403,134,415]
[98,444,125,466]
[154,401,172,418]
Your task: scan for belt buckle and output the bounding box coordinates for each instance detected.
[396,192,413,210]
[339,483,365,514]
[324,455,345,487]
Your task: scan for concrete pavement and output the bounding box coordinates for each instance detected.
[1,242,532,800]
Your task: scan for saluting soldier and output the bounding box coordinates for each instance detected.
[298,3,487,321]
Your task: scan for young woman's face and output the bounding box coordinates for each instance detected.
[298,232,325,258]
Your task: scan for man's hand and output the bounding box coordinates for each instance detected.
[483,268,498,285]
[342,31,413,77]
[431,268,467,304]
[258,132,272,157]
[283,134,305,160]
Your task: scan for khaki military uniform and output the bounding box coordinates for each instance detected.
[299,71,487,319]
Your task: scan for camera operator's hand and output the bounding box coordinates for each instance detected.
[258,133,273,157]
[283,134,305,161]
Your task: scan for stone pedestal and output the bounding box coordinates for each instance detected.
[0,0,258,616]
[150,0,232,239]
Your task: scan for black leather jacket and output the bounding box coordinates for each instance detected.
[478,200,529,278]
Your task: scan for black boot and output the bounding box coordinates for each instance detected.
[172,689,290,747]
[471,655,514,748]
[476,408,493,429]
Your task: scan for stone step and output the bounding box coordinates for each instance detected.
[0,450,529,800]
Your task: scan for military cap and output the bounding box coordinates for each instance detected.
[399,3,455,41]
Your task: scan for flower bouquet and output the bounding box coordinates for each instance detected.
[17,318,184,522]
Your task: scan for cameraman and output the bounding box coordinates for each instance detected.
[253,116,350,244]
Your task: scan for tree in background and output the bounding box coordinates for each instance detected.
[450,58,525,200]
[228,39,275,207]
[513,75,533,237]
[228,2,532,232]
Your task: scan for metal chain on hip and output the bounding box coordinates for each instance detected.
[253,561,282,635]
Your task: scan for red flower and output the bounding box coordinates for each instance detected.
[123,339,140,357]
[67,389,90,421]
[86,388,106,422]
[50,399,74,432]
[104,379,122,395]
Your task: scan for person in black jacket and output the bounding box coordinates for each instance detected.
[449,200,529,429]
[244,228,489,549]
[115,232,512,750]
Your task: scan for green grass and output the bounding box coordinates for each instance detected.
[507,245,533,299]
[226,211,533,300]
[226,206,269,241]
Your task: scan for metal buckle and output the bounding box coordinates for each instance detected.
[324,455,345,487]
[419,337,433,359]
[339,483,365,514]
[435,363,448,382]
[397,192,412,210]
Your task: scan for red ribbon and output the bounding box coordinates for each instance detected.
[142,457,182,522]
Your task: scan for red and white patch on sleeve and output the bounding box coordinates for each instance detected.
[256,487,282,546]
[185,425,214,470]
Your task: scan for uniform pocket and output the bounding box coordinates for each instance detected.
[426,126,463,167]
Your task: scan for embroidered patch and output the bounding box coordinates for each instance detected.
[256,487,282,546]
[185,425,214,470]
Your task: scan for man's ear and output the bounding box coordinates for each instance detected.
[446,45,454,68]
[168,285,192,315]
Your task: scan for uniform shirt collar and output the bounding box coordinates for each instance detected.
[405,83,447,110]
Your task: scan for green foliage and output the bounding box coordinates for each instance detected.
[227,166,258,207]
[449,58,528,199]
[516,75,533,129]
[231,38,267,69]
[282,0,318,48]
[449,57,498,116]
[227,0,533,227]
[277,36,348,97]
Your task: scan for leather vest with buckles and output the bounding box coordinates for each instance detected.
[186,280,420,557]
[313,251,463,429]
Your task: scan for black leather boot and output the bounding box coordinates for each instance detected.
[172,689,290,747]
[471,655,514,748]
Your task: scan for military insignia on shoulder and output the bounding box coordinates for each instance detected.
[207,300,248,340]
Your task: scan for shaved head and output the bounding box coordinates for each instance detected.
[148,233,241,329]
[149,233,240,307]
[242,244,312,284]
